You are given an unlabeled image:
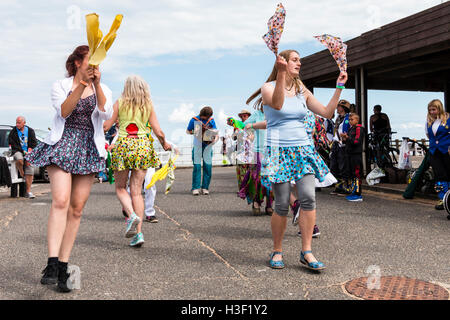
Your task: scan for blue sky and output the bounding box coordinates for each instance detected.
[0,0,446,146]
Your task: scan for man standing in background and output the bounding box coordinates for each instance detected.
[9,116,37,199]
[186,106,219,196]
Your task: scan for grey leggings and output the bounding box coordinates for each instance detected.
[272,174,316,216]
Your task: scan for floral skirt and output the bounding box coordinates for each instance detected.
[261,145,329,190]
[25,127,105,175]
[111,136,160,171]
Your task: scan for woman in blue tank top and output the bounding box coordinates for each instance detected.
[247,50,347,271]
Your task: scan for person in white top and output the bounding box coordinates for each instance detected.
[26,45,113,292]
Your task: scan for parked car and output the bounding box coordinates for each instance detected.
[0,125,50,182]
[0,125,11,156]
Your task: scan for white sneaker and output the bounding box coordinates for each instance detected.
[202,189,209,195]
[25,192,35,199]
[192,189,200,196]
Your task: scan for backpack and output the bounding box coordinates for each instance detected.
[383,167,407,184]
[192,117,217,144]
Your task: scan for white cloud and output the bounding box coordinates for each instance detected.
[0,105,49,111]
[397,122,425,130]
[217,109,229,126]
[168,103,196,123]
[0,0,445,132]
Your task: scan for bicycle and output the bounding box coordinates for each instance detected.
[367,131,399,169]
[403,138,434,194]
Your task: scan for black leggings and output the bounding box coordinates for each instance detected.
[430,150,450,181]
[330,144,349,180]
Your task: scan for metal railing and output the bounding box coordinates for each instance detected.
[153,139,429,168]
[154,143,231,168]
[391,139,429,156]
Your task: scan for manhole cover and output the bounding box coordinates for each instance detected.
[344,276,449,300]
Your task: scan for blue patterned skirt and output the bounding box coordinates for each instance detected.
[25,127,105,175]
[261,145,329,190]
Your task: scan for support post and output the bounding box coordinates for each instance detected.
[355,67,368,176]
[445,81,450,113]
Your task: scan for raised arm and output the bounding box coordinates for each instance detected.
[261,56,289,110]
[92,67,106,112]
[60,82,90,119]
[304,72,348,119]
[60,67,94,119]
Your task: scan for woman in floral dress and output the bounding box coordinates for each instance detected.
[26,45,113,292]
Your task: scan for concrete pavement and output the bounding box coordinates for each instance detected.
[0,166,448,300]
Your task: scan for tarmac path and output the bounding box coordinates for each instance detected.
[0,167,448,300]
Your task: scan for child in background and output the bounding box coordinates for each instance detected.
[341,113,365,202]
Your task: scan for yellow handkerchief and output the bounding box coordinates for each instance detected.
[86,13,123,66]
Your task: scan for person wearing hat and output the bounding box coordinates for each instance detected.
[238,109,251,122]
[240,108,275,216]
[235,109,252,193]
[233,109,264,215]
[329,99,351,195]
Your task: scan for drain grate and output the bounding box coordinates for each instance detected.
[344,276,449,300]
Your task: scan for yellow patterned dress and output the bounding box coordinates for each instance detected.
[111,100,160,171]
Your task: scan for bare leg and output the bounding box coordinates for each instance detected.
[115,170,134,217]
[299,209,318,263]
[16,159,24,177]
[25,174,33,193]
[46,165,72,258]
[271,212,287,262]
[289,191,297,207]
[58,174,94,262]
[129,169,147,234]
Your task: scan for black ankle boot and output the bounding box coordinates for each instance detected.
[57,262,71,293]
[40,262,58,285]
[435,200,444,210]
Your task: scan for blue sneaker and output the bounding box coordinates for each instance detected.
[125,213,140,238]
[346,194,363,202]
[130,232,144,247]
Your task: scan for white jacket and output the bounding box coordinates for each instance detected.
[45,76,113,158]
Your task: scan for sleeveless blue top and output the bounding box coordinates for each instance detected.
[262,82,311,147]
